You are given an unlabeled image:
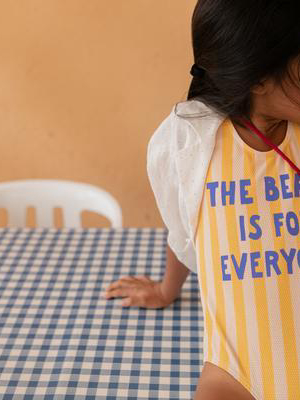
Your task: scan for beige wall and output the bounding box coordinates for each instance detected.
[0,0,196,228]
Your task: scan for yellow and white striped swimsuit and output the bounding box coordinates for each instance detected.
[195,118,300,399]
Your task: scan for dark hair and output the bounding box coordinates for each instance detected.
[178,0,300,123]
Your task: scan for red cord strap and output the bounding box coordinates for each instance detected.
[238,117,300,176]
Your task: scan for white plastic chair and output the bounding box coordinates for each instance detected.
[0,179,123,228]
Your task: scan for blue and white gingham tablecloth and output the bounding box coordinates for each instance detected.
[0,228,204,399]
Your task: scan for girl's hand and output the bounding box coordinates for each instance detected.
[104,275,171,309]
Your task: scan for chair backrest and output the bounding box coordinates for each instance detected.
[0,179,123,228]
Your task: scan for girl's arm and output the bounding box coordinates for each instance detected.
[105,244,190,308]
[160,244,190,304]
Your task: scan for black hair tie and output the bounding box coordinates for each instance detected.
[190,63,206,78]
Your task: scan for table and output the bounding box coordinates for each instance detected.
[0,228,204,399]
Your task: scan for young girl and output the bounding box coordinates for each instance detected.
[105,1,300,399]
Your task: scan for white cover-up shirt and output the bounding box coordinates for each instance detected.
[146,99,225,273]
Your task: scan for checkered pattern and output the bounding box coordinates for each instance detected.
[0,228,204,399]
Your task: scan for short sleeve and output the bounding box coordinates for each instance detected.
[146,109,197,274]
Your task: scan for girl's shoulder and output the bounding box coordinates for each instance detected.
[148,100,225,157]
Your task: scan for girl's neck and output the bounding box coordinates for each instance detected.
[231,116,288,152]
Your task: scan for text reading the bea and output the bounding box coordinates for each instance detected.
[205,173,300,281]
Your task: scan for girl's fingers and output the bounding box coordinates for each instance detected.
[106,281,119,289]
[119,276,137,282]
[107,275,148,291]
[107,287,140,306]
[122,297,132,307]
[106,288,129,298]
[105,276,151,304]
[136,276,150,282]
[122,293,142,307]
[106,278,134,291]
